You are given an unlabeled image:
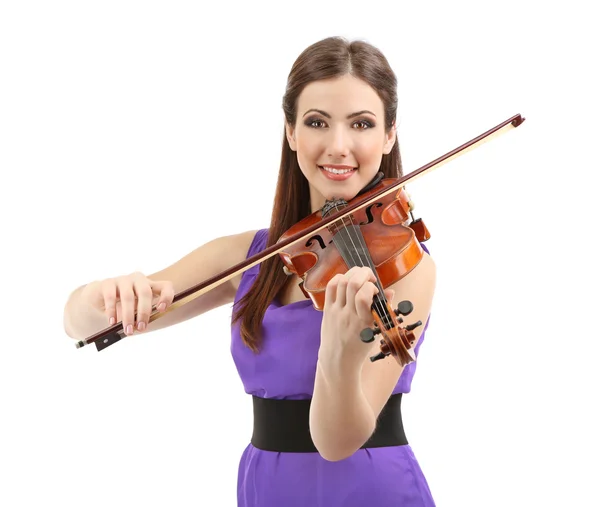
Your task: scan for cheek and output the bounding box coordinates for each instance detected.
[355,140,383,162]
[296,139,320,162]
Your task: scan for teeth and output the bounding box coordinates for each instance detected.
[321,166,355,174]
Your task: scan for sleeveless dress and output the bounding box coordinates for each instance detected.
[231,228,436,507]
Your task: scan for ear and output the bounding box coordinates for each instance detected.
[285,122,297,151]
[382,123,397,155]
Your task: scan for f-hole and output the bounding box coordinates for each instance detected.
[359,202,382,225]
[305,235,327,250]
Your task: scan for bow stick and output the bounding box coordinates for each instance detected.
[76,113,525,351]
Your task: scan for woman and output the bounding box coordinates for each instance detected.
[64,36,437,506]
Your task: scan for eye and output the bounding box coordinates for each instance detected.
[305,118,327,128]
[353,120,374,130]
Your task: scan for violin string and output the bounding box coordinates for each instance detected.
[336,208,392,329]
[331,200,392,330]
[350,221,394,329]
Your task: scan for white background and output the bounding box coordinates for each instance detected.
[1,1,598,506]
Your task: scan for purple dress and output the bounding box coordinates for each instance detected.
[231,229,435,506]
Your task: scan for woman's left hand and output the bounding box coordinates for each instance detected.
[319,266,395,370]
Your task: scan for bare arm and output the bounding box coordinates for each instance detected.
[63,229,259,341]
[309,253,436,461]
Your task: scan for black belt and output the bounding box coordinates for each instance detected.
[251,393,408,453]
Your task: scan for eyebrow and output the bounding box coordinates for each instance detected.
[302,108,377,119]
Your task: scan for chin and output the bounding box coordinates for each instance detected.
[321,181,366,203]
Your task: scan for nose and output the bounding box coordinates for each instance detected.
[327,126,351,159]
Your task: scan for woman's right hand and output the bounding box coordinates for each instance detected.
[81,272,175,335]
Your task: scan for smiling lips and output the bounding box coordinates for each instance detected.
[319,164,357,181]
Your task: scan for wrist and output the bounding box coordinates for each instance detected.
[317,348,362,384]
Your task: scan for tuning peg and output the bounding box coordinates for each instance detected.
[394,300,414,317]
[360,326,381,343]
[405,320,422,332]
[370,351,389,362]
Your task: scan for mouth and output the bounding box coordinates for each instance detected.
[318,165,358,181]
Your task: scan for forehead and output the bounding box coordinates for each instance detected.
[297,74,384,116]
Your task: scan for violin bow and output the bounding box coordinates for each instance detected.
[76,113,525,351]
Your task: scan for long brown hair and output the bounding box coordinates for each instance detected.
[232,36,403,352]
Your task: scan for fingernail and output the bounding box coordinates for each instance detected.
[157,302,166,312]
[137,322,146,331]
[126,324,133,335]
[109,317,116,326]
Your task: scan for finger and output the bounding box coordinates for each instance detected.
[117,279,136,335]
[324,274,342,308]
[133,278,153,332]
[336,273,349,307]
[101,280,118,326]
[346,266,377,306]
[384,288,395,303]
[149,280,175,312]
[355,282,379,322]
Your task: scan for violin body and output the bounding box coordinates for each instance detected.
[277,179,430,309]
[277,179,431,366]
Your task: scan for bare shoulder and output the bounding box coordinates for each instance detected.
[419,250,436,277]
[391,249,436,299]
[409,250,437,298]
[213,228,263,290]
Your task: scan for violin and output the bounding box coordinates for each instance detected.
[75,113,525,365]
[277,177,430,366]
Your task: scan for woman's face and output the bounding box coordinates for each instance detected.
[286,74,396,213]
